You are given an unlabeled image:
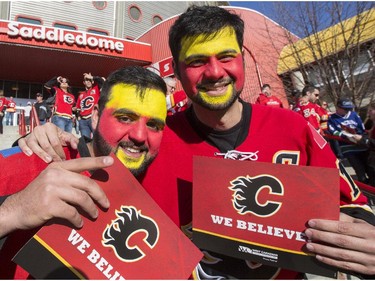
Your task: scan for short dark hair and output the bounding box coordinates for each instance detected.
[97,66,167,115]
[302,85,317,97]
[261,84,271,91]
[169,5,244,64]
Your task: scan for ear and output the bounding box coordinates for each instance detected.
[91,105,100,130]
[172,60,180,80]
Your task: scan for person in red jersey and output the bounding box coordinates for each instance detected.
[164,76,189,115]
[16,6,375,280]
[295,85,328,134]
[0,90,9,134]
[45,76,76,133]
[5,96,16,126]
[0,66,168,279]
[256,84,284,108]
[76,72,106,138]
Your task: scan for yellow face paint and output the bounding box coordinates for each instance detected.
[106,84,167,122]
[116,149,146,171]
[179,26,241,62]
[101,83,166,172]
[177,27,243,109]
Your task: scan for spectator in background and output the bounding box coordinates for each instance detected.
[24,102,32,133]
[295,85,328,134]
[5,96,16,126]
[328,97,370,184]
[0,90,8,134]
[256,84,284,108]
[34,93,51,125]
[164,76,189,115]
[76,72,105,139]
[44,76,76,133]
[354,102,375,186]
[321,101,330,111]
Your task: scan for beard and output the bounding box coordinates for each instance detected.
[193,78,242,111]
[92,129,156,178]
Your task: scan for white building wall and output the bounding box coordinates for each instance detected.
[9,1,115,35]
[7,1,226,39]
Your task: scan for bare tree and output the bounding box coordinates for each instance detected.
[263,2,375,109]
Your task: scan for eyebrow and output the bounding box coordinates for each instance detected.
[112,108,165,126]
[184,49,239,62]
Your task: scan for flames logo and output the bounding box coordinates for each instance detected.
[229,175,284,217]
[80,96,95,110]
[102,206,159,262]
[63,95,74,104]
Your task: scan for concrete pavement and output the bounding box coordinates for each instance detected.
[0,125,21,150]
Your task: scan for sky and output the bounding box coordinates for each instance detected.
[228,1,373,38]
[229,1,278,21]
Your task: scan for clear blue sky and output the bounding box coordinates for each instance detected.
[229,1,373,37]
[229,1,278,22]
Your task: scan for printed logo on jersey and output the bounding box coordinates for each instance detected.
[63,95,74,104]
[229,175,284,217]
[272,150,300,165]
[80,96,95,110]
[102,206,159,262]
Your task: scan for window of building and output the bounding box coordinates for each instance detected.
[16,16,42,25]
[87,29,109,36]
[53,22,76,31]
[17,82,30,99]
[152,15,163,25]
[92,1,107,10]
[129,5,142,22]
[30,83,45,98]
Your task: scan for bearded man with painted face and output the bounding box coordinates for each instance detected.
[0,66,167,279]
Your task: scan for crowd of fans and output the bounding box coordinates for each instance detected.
[0,71,374,186]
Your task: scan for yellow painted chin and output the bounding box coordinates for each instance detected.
[200,84,234,105]
[116,149,145,170]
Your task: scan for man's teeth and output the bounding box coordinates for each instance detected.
[125,147,141,153]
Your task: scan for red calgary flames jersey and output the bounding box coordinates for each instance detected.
[141,104,372,279]
[53,87,75,119]
[76,84,100,119]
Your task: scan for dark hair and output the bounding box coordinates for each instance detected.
[169,5,244,64]
[261,84,271,91]
[302,85,317,96]
[97,66,167,115]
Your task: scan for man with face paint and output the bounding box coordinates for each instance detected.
[0,66,167,279]
[15,6,375,280]
[140,6,375,279]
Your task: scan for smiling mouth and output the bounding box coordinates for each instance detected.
[198,80,231,96]
[119,144,145,159]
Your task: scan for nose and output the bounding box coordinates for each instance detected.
[128,119,147,145]
[204,57,226,79]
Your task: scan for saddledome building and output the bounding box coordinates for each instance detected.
[0,1,293,108]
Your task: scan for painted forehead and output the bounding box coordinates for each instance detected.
[106,83,167,121]
[178,26,241,62]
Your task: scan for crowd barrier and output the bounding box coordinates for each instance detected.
[18,106,40,136]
